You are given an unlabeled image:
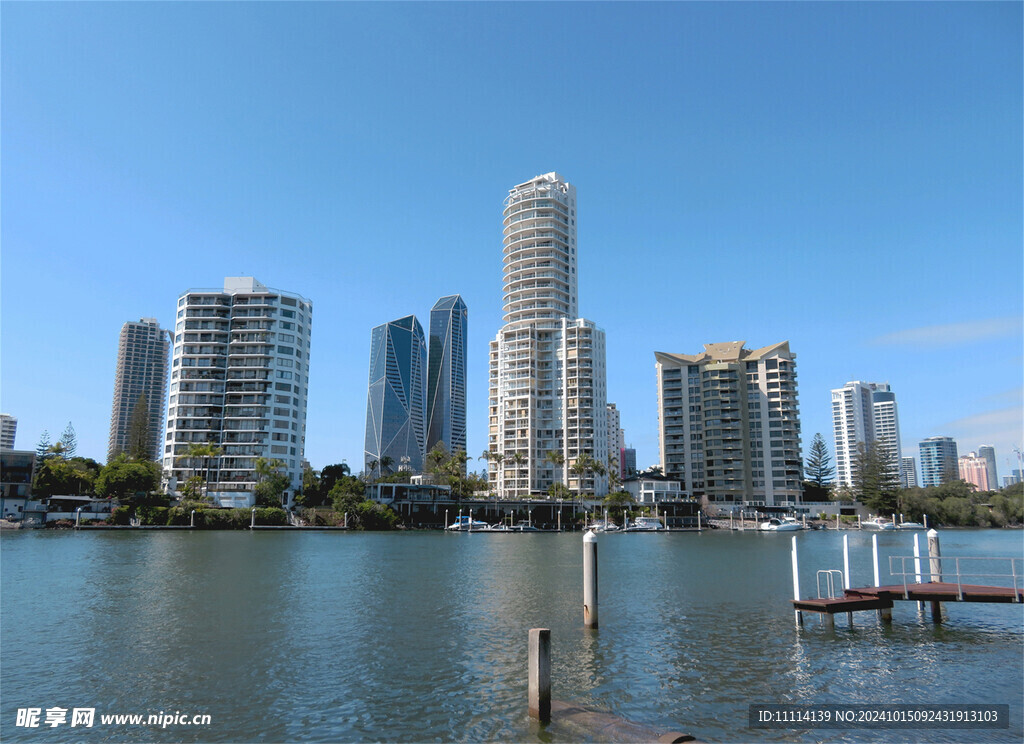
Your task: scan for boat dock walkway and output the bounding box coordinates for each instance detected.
[793,581,1024,615]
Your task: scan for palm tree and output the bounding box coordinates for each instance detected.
[366,459,379,481]
[509,452,526,495]
[379,456,394,476]
[546,450,565,500]
[175,442,222,500]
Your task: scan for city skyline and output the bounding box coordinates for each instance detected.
[3,3,1021,479]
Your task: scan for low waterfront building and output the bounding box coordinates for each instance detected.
[622,473,689,505]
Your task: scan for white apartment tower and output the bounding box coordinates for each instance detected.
[831,381,902,488]
[488,173,608,498]
[656,341,802,507]
[163,277,312,508]
[108,318,171,462]
[606,403,624,483]
[0,414,17,450]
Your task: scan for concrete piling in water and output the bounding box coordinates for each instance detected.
[191,509,196,528]
[928,529,942,622]
[250,508,256,529]
[528,628,551,723]
[584,530,599,629]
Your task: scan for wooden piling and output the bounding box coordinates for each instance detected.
[528,628,551,723]
[584,530,599,629]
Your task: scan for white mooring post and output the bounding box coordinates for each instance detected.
[191,509,196,528]
[923,514,929,530]
[791,536,803,627]
[872,535,880,587]
[913,533,924,612]
[927,528,942,622]
[250,508,256,529]
[843,534,851,589]
[697,511,701,531]
[835,513,840,531]
[583,530,599,629]
[857,514,862,529]
[528,628,551,723]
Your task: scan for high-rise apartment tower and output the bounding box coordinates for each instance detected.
[426,296,468,458]
[0,414,17,450]
[163,278,312,508]
[831,381,903,488]
[108,318,171,462]
[977,446,998,493]
[656,341,802,506]
[488,172,608,498]
[365,315,427,475]
[919,436,959,487]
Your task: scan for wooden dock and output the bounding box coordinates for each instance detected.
[793,581,1023,615]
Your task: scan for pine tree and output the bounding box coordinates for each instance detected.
[805,433,835,487]
[36,430,53,462]
[127,394,151,461]
[58,422,77,459]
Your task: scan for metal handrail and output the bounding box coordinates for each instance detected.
[816,570,845,599]
[888,555,1023,602]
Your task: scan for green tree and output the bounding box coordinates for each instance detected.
[58,422,77,459]
[36,430,53,463]
[602,490,635,525]
[94,454,161,501]
[33,456,99,498]
[126,394,152,461]
[805,433,835,488]
[546,450,565,498]
[853,440,901,513]
[379,455,394,475]
[330,476,369,514]
[175,442,222,500]
[253,457,291,507]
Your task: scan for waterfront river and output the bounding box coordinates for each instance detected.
[2,528,1021,742]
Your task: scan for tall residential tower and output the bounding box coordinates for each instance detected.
[831,381,903,488]
[919,436,959,487]
[426,295,468,457]
[163,278,312,507]
[108,318,171,462]
[488,172,608,498]
[656,341,802,507]
[365,315,427,475]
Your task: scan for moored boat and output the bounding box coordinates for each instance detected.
[862,516,896,530]
[623,516,666,532]
[446,516,491,531]
[758,517,803,532]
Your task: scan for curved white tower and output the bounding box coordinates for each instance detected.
[490,173,607,500]
[502,173,577,327]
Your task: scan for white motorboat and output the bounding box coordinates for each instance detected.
[510,521,542,532]
[623,516,666,532]
[758,517,803,532]
[862,516,896,530]
[897,520,925,530]
[446,516,491,531]
[586,519,620,532]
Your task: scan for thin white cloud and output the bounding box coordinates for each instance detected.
[869,317,1023,349]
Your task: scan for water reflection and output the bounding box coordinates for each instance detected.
[1,529,1021,743]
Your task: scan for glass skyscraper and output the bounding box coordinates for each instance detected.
[426,295,468,457]
[365,315,427,474]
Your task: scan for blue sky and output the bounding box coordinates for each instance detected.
[3,2,1021,483]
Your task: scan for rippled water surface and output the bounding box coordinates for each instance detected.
[2,528,1021,742]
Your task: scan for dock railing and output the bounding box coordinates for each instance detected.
[888,555,1023,601]
[816,570,844,600]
